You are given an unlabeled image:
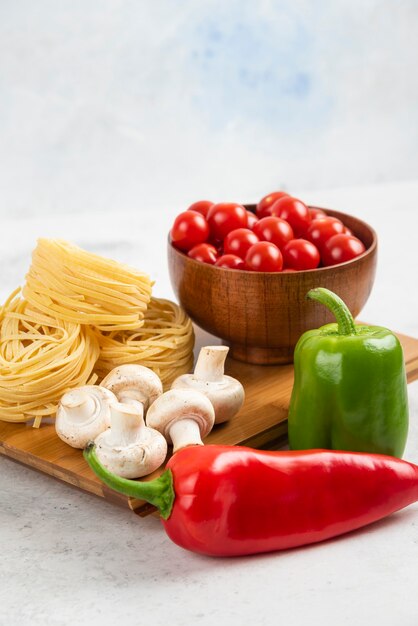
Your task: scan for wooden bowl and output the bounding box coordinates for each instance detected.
[168,207,377,364]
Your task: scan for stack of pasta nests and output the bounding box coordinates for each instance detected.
[0,239,194,427]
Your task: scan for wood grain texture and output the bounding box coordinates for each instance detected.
[168,207,378,364]
[1,330,417,517]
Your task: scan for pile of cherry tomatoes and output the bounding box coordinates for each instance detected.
[170,192,366,272]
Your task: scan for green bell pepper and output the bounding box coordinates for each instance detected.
[288,288,408,458]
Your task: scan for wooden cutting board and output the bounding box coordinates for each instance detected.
[1,330,418,516]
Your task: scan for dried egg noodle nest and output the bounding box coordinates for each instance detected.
[94,297,195,387]
[23,239,153,331]
[0,240,193,427]
[0,290,99,427]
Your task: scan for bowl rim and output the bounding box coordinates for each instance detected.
[168,206,377,275]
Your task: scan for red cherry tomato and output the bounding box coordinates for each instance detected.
[344,226,353,236]
[170,211,210,252]
[187,243,218,265]
[224,228,259,259]
[256,191,288,218]
[271,197,311,237]
[245,242,283,272]
[309,207,327,220]
[187,200,214,218]
[207,203,248,240]
[322,234,366,266]
[246,210,259,230]
[215,254,246,270]
[282,239,320,271]
[306,217,345,253]
[253,216,294,250]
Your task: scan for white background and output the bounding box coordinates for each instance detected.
[1,1,418,217]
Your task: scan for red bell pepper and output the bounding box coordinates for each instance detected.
[84,444,418,557]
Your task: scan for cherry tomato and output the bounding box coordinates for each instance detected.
[246,210,259,230]
[306,217,345,253]
[253,216,294,250]
[215,254,246,270]
[282,239,320,271]
[207,203,247,240]
[309,208,327,220]
[344,226,353,236]
[256,191,288,218]
[271,197,311,237]
[322,234,366,266]
[224,228,259,259]
[187,243,218,265]
[187,200,214,218]
[170,211,210,252]
[245,242,283,272]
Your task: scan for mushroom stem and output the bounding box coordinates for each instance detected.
[194,346,229,382]
[117,391,148,412]
[169,418,204,453]
[110,402,145,446]
[60,390,97,424]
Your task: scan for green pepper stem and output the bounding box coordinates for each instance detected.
[307,288,357,336]
[83,443,174,520]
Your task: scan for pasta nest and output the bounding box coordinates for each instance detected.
[0,289,99,427]
[23,239,153,330]
[0,239,195,426]
[94,297,194,388]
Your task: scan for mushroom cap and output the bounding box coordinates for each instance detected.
[55,385,116,448]
[171,374,244,424]
[94,403,167,478]
[100,364,163,410]
[145,388,215,443]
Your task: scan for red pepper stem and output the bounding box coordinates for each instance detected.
[83,443,174,520]
[307,288,357,336]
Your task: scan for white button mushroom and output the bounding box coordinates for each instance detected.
[171,346,244,424]
[56,385,117,448]
[146,388,215,453]
[100,364,163,413]
[94,401,167,478]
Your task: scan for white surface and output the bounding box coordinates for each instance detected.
[1,2,418,217]
[1,182,418,626]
